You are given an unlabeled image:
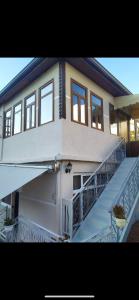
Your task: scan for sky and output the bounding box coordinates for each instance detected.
[96,58,139,94]
[0,58,33,91]
[0,57,139,94]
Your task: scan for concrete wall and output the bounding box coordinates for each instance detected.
[0,63,62,163]
[62,63,119,162]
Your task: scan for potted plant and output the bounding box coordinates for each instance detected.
[4,217,15,232]
[113,205,126,228]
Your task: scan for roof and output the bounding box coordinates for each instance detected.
[0,57,132,105]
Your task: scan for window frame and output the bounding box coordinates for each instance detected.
[24,91,36,131]
[3,108,12,138]
[90,91,104,132]
[38,79,54,126]
[12,101,22,136]
[71,79,88,126]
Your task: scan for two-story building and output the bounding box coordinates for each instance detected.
[0,57,139,242]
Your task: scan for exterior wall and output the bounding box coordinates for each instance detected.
[62,63,119,163]
[19,172,60,234]
[0,63,62,163]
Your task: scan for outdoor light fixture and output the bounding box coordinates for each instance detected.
[65,161,72,174]
[54,160,60,172]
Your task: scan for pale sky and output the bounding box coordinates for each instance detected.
[0,58,139,94]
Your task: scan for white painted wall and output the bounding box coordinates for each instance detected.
[19,172,60,234]
[0,63,62,163]
[63,63,120,162]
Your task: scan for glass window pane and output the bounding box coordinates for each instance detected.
[41,93,53,124]
[14,111,21,134]
[26,107,30,129]
[6,110,11,118]
[109,103,118,135]
[92,105,97,127]
[80,98,85,124]
[92,95,101,106]
[72,82,86,97]
[73,95,78,121]
[41,83,53,97]
[31,104,35,127]
[73,175,81,190]
[26,94,35,106]
[83,175,90,184]
[15,103,21,113]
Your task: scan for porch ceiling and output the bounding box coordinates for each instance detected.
[114,94,139,119]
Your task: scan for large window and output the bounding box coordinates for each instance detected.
[13,102,22,135]
[4,109,12,138]
[109,103,118,135]
[71,80,88,125]
[39,81,54,125]
[24,93,36,130]
[90,93,103,131]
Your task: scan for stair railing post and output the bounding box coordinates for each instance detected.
[69,200,73,240]
[80,192,84,223]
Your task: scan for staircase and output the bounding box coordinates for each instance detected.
[62,138,139,242]
[72,157,138,242]
[62,139,126,240]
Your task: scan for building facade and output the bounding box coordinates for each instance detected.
[0,58,139,242]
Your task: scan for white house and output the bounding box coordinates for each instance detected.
[0,57,139,242]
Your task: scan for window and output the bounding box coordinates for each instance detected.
[109,103,118,135]
[13,102,22,135]
[71,80,88,125]
[91,93,103,130]
[24,93,36,130]
[39,81,54,125]
[4,109,12,138]
[73,175,81,190]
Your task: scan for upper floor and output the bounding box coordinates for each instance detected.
[0,58,136,163]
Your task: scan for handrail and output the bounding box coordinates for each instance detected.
[70,138,125,203]
[62,138,126,240]
[110,157,139,211]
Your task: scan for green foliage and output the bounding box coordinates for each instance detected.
[4,217,14,226]
[113,205,125,219]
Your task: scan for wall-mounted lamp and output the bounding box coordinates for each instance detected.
[65,161,72,174]
[54,160,60,172]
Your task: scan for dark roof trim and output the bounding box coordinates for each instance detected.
[0,57,58,105]
[0,57,132,106]
[59,61,66,119]
[65,58,132,97]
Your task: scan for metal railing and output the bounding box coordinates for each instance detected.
[0,204,7,231]
[110,157,139,242]
[87,157,139,243]
[62,139,126,240]
[3,215,63,243]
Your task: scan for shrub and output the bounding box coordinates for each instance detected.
[113,205,125,219]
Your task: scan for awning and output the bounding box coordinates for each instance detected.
[0,164,53,200]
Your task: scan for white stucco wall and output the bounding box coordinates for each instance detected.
[62,63,119,162]
[0,63,62,163]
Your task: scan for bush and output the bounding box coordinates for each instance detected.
[113,205,125,219]
[4,218,14,226]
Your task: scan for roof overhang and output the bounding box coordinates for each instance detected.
[0,57,132,105]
